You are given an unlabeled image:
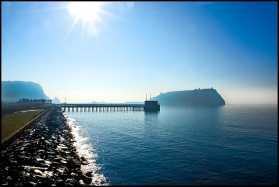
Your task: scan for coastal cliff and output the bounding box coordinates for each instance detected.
[153,88,225,107]
[2,81,49,103]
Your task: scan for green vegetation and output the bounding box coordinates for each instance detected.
[1,110,43,144]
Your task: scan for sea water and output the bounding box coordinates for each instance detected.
[65,104,277,185]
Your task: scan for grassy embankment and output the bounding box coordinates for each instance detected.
[1,103,52,144]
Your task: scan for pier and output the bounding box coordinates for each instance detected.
[59,101,160,112]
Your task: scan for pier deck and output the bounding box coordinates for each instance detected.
[59,103,144,112]
[58,101,160,112]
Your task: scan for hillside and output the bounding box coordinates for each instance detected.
[2,81,49,103]
[153,88,225,107]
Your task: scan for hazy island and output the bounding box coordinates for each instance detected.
[153,88,225,107]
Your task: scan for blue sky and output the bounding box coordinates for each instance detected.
[2,2,278,104]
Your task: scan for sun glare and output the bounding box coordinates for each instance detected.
[67,2,108,35]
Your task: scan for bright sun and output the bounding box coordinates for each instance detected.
[67,2,108,34]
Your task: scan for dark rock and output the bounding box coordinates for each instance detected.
[72,159,81,166]
[56,167,68,175]
[53,157,61,162]
[70,172,78,178]
[45,140,51,145]
[81,160,89,165]
[56,179,64,185]
[28,181,37,186]
[81,174,92,184]
[44,160,52,165]
[79,179,85,185]
[34,174,47,180]
[85,172,92,177]
[34,169,44,176]
[65,178,75,185]
[10,160,17,165]
[52,161,61,167]
[20,171,30,177]
[35,157,44,162]
[60,160,67,164]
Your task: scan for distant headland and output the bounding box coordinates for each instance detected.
[2,81,49,103]
[153,88,225,107]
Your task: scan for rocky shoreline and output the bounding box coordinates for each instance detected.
[1,108,96,186]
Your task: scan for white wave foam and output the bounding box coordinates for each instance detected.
[63,112,109,186]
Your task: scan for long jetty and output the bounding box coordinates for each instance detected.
[59,103,144,112]
[59,101,160,112]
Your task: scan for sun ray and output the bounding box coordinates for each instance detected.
[66,2,110,37]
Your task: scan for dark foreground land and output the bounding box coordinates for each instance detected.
[1,108,94,186]
[1,102,53,144]
[2,102,52,115]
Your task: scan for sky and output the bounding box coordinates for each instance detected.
[2,1,278,104]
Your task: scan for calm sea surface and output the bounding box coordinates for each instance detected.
[66,104,277,185]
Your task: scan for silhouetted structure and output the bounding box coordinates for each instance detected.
[144,100,160,112]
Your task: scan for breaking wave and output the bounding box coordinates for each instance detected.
[63,112,109,186]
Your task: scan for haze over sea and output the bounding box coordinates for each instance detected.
[65,104,277,185]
